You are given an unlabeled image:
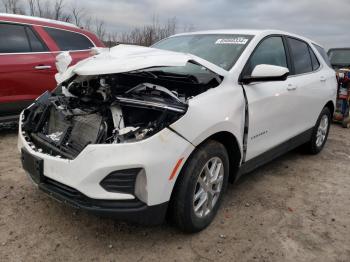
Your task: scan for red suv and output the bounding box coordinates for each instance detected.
[0,14,105,123]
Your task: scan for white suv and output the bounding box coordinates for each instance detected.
[18,30,337,232]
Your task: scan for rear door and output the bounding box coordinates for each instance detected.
[285,37,327,133]
[42,27,95,65]
[0,22,56,116]
[242,36,297,160]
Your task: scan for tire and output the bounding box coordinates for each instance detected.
[307,107,331,154]
[169,140,229,233]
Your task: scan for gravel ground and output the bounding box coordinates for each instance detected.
[0,123,349,262]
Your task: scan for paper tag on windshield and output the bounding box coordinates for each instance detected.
[215,38,248,45]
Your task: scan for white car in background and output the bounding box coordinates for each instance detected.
[19,30,336,232]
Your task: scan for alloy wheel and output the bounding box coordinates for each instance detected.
[316,114,329,147]
[193,157,224,218]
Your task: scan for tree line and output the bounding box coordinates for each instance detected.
[1,0,194,46]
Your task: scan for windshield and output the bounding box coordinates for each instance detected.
[152,34,253,70]
[328,49,350,66]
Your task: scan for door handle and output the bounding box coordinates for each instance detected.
[320,76,327,82]
[34,65,52,70]
[287,84,297,91]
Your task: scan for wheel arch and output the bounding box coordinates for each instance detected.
[172,131,242,194]
[206,131,242,183]
[325,100,335,116]
[167,131,242,220]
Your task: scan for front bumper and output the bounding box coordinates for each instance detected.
[33,174,168,225]
[18,113,195,222]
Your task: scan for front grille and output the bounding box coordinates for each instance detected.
[26,106,105,160]
[43,108,104,158]
[41,177,144,209]
[45,177,83,199]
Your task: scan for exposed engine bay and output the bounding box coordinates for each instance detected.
[21,65,222,159]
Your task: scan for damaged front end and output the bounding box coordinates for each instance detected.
[21,62,222,159]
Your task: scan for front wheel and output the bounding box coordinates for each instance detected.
[170,140,229,233]
[307,107,331,154]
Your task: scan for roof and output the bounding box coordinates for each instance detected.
[0,13,79,29]
[171,29,324,48]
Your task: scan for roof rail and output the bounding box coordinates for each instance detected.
[0,13,79,28]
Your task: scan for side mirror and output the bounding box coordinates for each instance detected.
[241,64,289,84]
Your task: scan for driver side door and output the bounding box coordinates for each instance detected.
[242,36,298,160]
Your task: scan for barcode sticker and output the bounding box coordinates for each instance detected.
[215,38,249,45]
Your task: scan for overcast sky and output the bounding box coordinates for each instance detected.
[5,0,350,49]
[72,0,350,49]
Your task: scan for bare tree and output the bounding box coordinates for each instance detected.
[2,0,25,14]
[183,23,195,33]
[83,16,92,31]
[94,18,106,40]
[53,0,64,20]
[71,4,85,27]
[35,0,43,16]
[28,0,36,15]
[118,15,177,46]
[35,0,51,18]
[60,12,71,22]
[104,32,118,47]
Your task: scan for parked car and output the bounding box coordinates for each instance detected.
[328,48,350,69]
[18,30,337,232]
[0,13,104,123]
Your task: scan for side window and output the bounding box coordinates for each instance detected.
[313,44,332,67]
[0,23,30,53]
[309,47,320,71]
[25,27,48,52]
[44,27,94,51]
[287,37,312,75]
[246,36,287,75]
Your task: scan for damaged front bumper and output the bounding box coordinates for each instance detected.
[18,113,194,223]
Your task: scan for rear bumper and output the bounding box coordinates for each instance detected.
[33,174,168,225]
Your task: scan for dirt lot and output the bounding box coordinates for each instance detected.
[0,123,350,262]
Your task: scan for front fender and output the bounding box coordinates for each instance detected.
[170,82,245,153]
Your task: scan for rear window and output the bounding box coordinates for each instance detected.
[287,37,313,75]
[0,23,30,53]
[44,27,94,51]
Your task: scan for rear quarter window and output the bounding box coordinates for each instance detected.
[309,47,320,71]
[44,27,94,51]
[313,44,332,67]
